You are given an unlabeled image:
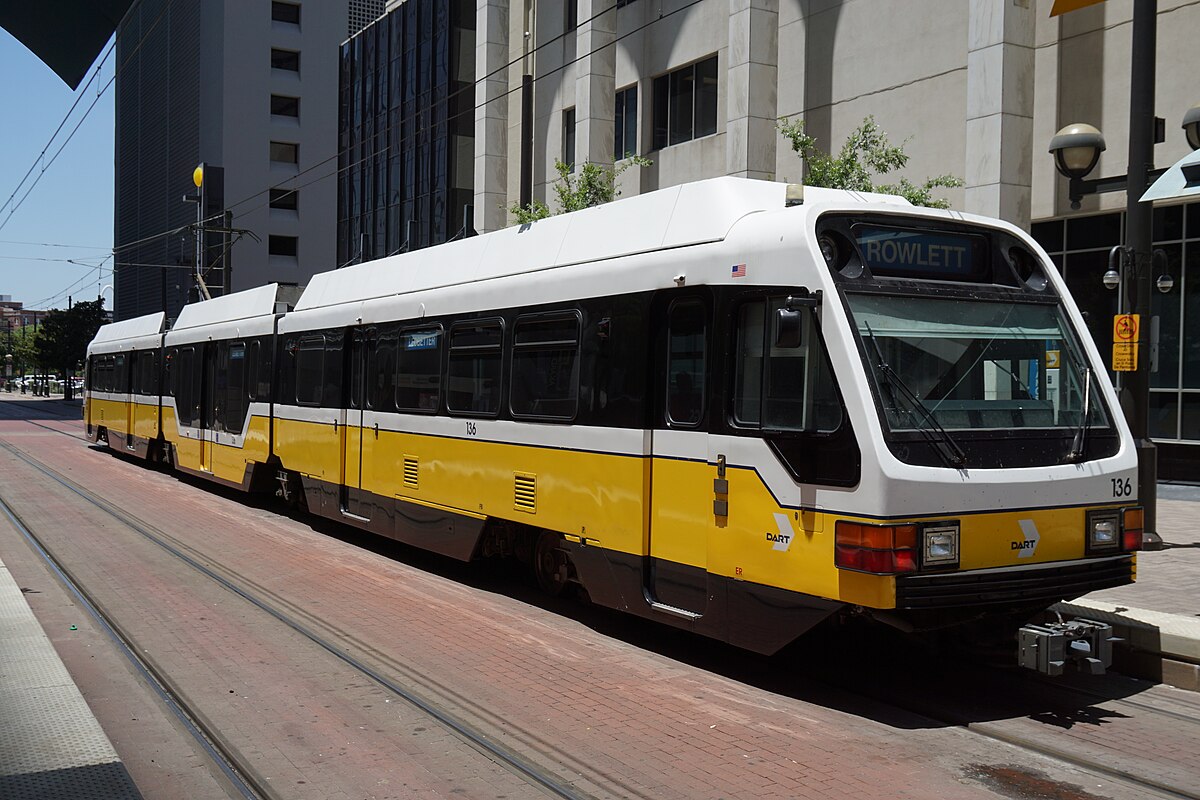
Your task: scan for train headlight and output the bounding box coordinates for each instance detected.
[1086,510,1120,554]
[816,235,837,265]
[922,524,960,567]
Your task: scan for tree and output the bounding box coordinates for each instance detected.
[509,156,652,224]
[5,325,38,375]
[778,115,963,209]
[33,299,108,398]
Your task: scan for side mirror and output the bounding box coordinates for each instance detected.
[772,291,820,349]
[774,308,803,348]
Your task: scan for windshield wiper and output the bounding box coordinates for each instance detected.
[1067,366,1092,463]
[863,322,967,469]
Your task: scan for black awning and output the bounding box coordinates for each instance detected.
[0,1,135,89]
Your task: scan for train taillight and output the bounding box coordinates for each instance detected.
[834,522,918,574]
[1122,506,1144,552]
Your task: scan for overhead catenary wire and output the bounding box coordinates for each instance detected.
[0,0,168,236]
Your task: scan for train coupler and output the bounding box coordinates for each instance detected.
[1017,618,1116,676]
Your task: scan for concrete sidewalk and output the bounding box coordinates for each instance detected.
[1056,486,1200,690]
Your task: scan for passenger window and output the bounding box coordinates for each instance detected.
[139,351,158,395]
[667,299,706,425]
[177,347,196,426]
[296,335,325,407]
[733,298,842,432]
[447,321,502,416]
[114,353,128,393]
[371,328,398,411]
[510,314,580,420]
[396,327,442,412]
[225,342,247,433]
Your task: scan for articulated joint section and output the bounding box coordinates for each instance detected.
[1017,618,1116,676]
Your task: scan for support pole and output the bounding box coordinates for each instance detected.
[1125,0,1157,536]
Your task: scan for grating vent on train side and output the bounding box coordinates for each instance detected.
[403,455,419,489]
[514,472,536,513]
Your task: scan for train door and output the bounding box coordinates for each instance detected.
[120,352,134,448]
[340,327,374,520]
[646,295,713,617]
[200,343,217,472]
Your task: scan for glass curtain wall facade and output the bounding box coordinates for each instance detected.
[337,0,475,266]
[1033,203,1200,479]
[114,0,200,322]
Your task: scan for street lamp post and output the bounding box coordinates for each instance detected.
[1123,0,1157,540]
[1044,0,1196,543]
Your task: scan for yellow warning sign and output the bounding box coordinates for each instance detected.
[1045,350,1061,369]
[1113,314,1139,343]
[1051,0,1106,17]
[1113,342,1138,372]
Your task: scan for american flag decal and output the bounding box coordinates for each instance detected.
[731,263,747,278]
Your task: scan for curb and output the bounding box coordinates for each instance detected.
[1052,600,1200,691]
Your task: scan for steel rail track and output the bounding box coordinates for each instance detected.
[0,492,267,800]
[0,437,604,800]
[843,669,1200,800]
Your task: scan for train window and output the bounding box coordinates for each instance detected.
[667,299,706,426]
[224,342,247,434]
[164,349,175,397]
[246,341,259,402]
[396,326,442,412]
[296,336,325,407]
[177,347,197,427]
[511,313,580,420]
[113,353,128,393]
[254,338,274,401]
[138,351,158,396]
[733,298,842,433]
[371,328,398,411]
[448,321,503,416]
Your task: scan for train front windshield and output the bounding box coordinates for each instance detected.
[846,293,1110,437]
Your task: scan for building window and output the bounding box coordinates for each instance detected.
[272,1,300,24]
[269,188,299,211]
[565,0,577,33]
[615,86,637,159]
[652,55,718,150]
[271,95,300,118]
[270,141,299,164]
[269,235,299,257]
[271,49,300,72]
[562,107,575,168]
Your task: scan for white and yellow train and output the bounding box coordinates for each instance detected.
[86,178,1141,672]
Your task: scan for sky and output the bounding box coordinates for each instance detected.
[0,26,116,313]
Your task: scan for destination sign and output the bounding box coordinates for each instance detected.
[402,331,439,350]
[854,225,987,280]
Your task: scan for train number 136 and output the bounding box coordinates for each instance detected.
[1111,477,1133,497]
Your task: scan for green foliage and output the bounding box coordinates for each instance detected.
[509,156,652,223]
[32,299,108,377]
[3,324,38,375]
[510,199,551,224]
[778,115,963,209]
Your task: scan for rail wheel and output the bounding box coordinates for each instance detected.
[532,530,569,597]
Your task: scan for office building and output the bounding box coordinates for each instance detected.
[114,0,381,322]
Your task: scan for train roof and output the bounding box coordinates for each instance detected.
[171,283,284,331]
[293,177,911,313]
[87,311,166,354]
